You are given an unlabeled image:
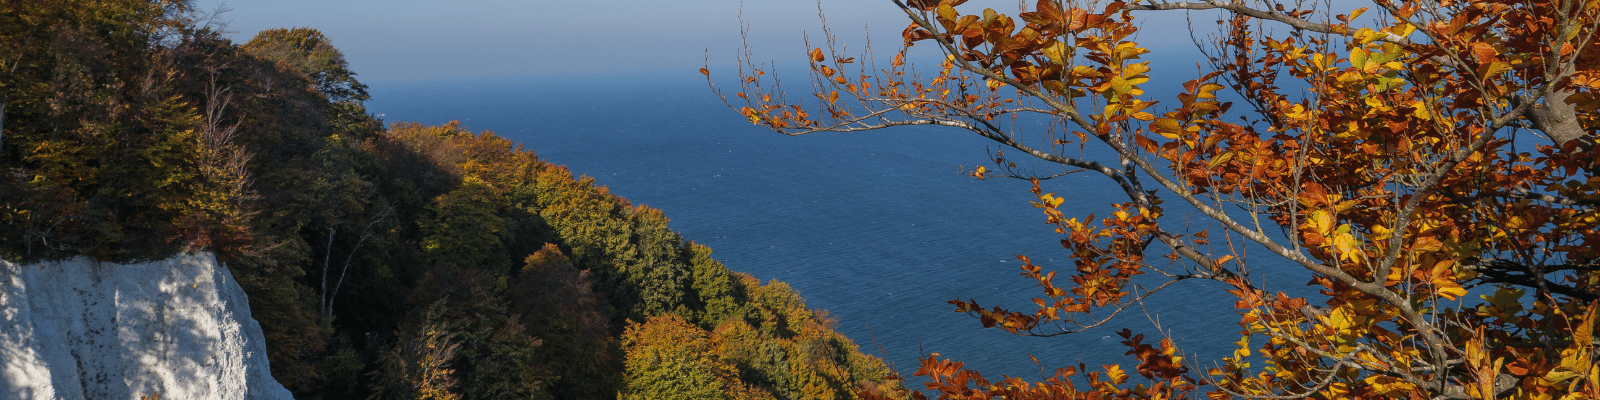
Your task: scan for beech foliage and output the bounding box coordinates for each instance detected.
[0,2,902,399]
[718,0,1600,398]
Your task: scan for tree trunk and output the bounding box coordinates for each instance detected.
[321,228,334,317]
[1528,89,1588,150]
[1,95,8,156]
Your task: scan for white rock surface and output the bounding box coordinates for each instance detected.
[0,252,293,400]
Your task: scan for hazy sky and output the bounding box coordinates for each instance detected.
[193,0,922,82]
[193,0,1215,83]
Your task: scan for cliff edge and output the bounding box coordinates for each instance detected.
[0,253,293,400]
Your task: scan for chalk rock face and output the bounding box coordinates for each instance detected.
[0,253,293,400]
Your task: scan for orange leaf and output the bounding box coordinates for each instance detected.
[1470,42,1497,61]
[1212,254,1235,270]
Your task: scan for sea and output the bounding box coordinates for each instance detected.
[366,65,1312,387]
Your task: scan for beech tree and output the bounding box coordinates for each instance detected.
[715,0,1600,398]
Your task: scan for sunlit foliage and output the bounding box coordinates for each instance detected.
[380,122,903,400]
[720,0,1600,398]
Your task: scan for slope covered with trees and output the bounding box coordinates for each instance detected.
[0,1,901,398]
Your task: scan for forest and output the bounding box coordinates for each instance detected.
[0,1,903,399]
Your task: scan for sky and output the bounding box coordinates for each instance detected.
[192,0,1217,83]
[193,0,919,83]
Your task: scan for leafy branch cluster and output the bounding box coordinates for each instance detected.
[717,0,1600,398]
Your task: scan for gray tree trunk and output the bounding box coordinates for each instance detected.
[1,95,8,155]
[1528,89,1587,149]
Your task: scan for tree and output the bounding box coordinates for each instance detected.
[715,0,1600,398]
[242,27,369,105]
[371,301,466,400]
[419,177,509,271]
[508,243,620,399]
[621,314,738,400]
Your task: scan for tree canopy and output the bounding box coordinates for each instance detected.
[717,0,1600,398]
[0,1,905,398]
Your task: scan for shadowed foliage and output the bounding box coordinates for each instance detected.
[0,2,905,398]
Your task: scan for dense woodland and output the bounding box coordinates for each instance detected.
[0,1,903,399]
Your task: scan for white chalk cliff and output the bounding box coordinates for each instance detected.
[0,252,293,400]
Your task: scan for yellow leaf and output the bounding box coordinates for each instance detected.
[1483,61,1512,78]
[938,3,958,24]
[1122,62,1151,77]
[1412,103,1432,120]
[1354,27,1379,44]
[1105,364,1128,383]
[1333,227,1360,261]
[741,107,761,124]
[1107,76,1132,95]
[1311,209,1334,236]
[1207,152,1235,169]
[1152,118,1183,139]
[1044,41,1069,65]
[1071,65,1101,78]
[1430,263,1466,300]
[1575,303,1598,348]
[1437,286,1467,300]
[1364,96,1390,111]
[1347,7,1366,20]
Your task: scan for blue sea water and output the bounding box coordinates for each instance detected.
[366,69,1302,386]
